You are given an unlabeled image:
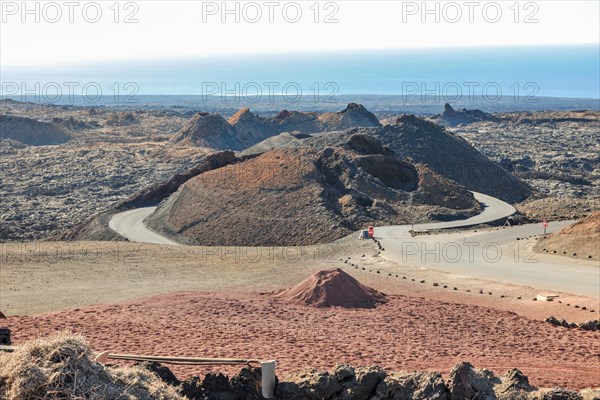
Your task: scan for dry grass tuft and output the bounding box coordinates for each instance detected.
[0,331,184,400]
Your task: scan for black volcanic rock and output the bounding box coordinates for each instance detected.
[347,133,388,155]
[0,115,71,145]
[433,103,500,126]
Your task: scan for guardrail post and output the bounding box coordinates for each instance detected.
[261,360,276,399]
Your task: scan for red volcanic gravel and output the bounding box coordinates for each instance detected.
[275,268,387,308]
[4,291,599,390]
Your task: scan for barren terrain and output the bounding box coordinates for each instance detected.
[451,110,600,219]
[3,270,599,390]
[2,100,598,242]
[1,100,598,395]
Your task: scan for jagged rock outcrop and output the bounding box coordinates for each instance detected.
[432,103,500,126]
[140,362,588,400]
[0,115,71,145]
[446,362,497,399]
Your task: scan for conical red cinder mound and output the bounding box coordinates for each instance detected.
[276,268,387,308]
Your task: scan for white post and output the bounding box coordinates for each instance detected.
[261,360,277,399]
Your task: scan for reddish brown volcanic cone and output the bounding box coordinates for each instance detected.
[276,268,387,308]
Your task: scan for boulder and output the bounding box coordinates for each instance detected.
[446,362,496,400]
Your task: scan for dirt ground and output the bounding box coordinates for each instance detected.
[0,238,597,321]
[1,238,599,390]
[3,290,599,390]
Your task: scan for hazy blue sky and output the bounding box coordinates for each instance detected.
[1,0,598,67]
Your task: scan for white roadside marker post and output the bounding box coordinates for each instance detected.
[261,360,277,399]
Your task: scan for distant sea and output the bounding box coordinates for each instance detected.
[2,45,599,110]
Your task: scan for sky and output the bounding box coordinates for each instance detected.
[1,0,599,67]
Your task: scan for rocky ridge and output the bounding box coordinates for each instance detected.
[431,103,500,127]
[141,361,593,400]
[170,103,380,150]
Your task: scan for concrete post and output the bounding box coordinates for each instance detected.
[261,360,277,399]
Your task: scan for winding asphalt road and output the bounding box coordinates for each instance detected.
[109,207,179,246]
[109,193,599,296]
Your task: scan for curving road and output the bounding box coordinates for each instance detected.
[376,194,599,297]
[108,193,599,296]
[109,192,512,247]
[109,207,180,246]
